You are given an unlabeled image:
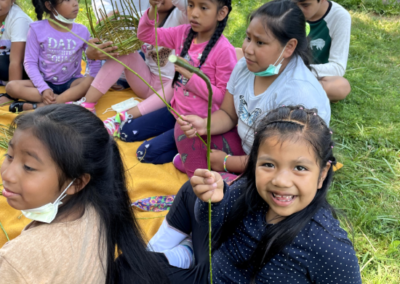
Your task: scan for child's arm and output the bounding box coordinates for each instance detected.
[184,47,237,106]
[8,42,26,81]
[82,30,102,78]
[24,28,50,94]
[311,11,351,77]
[137,3,185,51]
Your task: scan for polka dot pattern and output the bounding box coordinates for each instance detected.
[195,179,362,283]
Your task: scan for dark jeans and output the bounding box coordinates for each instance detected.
[0,54,29,81]
[120,107,178,164]
[155,181,209,284]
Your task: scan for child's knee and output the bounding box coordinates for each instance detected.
[5,81,18,97]
[136,141,155,163]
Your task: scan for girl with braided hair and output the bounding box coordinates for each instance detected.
[113,0,241,170]
[152,105,361,283]
[178,0,331,180]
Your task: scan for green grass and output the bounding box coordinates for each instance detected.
[17,0,400,282]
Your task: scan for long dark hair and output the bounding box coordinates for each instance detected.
[31,0,61,20]
[213,105,337,282]
[250,0,313,70]
[173,0,232,83]
[11,104,168,284]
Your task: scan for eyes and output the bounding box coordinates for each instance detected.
[261,162,308,172]
[244,35,266,46]
[4,153,36,172]
[188,3,208,10]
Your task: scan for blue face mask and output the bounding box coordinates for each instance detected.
[253,44,287,77]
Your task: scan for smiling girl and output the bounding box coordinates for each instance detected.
[0,104,168,283]
[178,0,331,179]
[151,105,362,283]
[5,0,100,112]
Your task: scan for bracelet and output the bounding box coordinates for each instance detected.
[223,155,231,173]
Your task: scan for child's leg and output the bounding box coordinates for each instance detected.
[55,76,95,103]
[120,107,176,142]
[319,76,351,102]
[136,128,178,164]
[6,80,42,102]
[149,181,210,277]
[175,124,246,177]
[87,52,155,103]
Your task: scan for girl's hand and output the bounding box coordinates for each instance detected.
[177,115,207,138]
[42,89,56,105]
[191,169,224,203]
[149,0,163,8]
[86,38,119,60]
[210,149,228,172]
[174,56,194,80]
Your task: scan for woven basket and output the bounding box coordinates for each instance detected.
[86,0,143,56]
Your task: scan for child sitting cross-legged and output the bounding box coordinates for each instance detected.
[295,0,352,102]
[5,0,100,112]
[149,105,362,284]
[0,105,168,284]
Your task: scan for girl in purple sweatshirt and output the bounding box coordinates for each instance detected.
[5,0,100,112]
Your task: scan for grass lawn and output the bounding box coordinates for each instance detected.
[14,0,400,282]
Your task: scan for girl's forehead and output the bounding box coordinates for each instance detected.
[248,17,276,41]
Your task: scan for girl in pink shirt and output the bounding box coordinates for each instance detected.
[107,0,243,178]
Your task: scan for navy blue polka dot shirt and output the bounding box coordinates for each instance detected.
[195,178,362,283]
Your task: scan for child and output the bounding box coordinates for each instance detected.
[150,105,362,283]
[295,0,351,102]
[81,0,188,118]
[0,104,168,284]
[0,0,32,102]
[107,0,240,170]
[5,0,100,112]
[177,0,331,178]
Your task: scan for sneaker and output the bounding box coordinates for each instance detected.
[103,111,132,137]
[173,153,185,173]
[66,97,96,114]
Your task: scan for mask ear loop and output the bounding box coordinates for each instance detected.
[273,44,287,66]
[54,178,76,205]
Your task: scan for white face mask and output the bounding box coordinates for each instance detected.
[53,8,75,24]
[21,179,76,224]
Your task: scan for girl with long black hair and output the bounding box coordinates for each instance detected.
[151,105,362,283]
[0,104,168,284]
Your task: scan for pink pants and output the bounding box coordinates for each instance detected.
[91,52,174,116]
[174,123,246,182]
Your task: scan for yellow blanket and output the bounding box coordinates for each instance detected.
[0,85,189,248]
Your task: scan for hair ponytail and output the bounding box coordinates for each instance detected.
[173,0,232,84]
[31,0,58,20]
[12,105,168,284]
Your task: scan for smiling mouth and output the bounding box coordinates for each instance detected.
[271,192,296,202]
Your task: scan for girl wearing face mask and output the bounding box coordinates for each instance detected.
[177,0,331,179]
[5,0,101,113]
[0,104,169,284]
[0,0,32,100]
[152,105,361,283]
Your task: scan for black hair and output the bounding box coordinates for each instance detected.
[249,0,313,71]
[31,0,64,20]
[159,6,176,28]
[11,104,168,284]
[173,0,232,83]
[295,0,321,3]
[213,105,337,282]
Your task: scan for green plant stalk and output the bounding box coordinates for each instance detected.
[48,19,207,146]
[154,6,166,101]
[168,54,213,283]
[0,221,9,241]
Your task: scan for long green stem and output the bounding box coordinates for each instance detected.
[154,6,166,101]
[48,19,207,146]
[169,54,213,283]
[0,221,9,241]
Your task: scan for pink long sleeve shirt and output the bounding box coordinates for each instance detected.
[24,20,101,94]
[137,9,237,118]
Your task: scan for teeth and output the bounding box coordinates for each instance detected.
[272,193,294,201]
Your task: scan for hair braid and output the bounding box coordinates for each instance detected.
[172,28,197,84]
[198,17,227,67]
